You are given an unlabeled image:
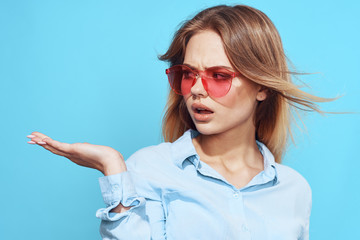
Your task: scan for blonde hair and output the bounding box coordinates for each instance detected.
[159,5,332,162]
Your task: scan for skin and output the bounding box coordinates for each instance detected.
[27,134,130,213]
[27,30,267,213]
[184,30,267,188]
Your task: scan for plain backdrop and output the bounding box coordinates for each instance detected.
[1,0,359,239]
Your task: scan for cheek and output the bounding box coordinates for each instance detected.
[215,88,245,106]
[214,90,238,107]
[214,84,258,113]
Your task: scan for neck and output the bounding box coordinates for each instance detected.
[193,125,263,171]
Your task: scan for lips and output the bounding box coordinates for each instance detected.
[191,103,214,113]
[191,103,214,122]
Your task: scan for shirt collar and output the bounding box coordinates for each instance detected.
[171,129,199,168]
[171,129,278,185]
[256,141,278,185]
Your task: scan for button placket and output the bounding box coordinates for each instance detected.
[226,190,251,239]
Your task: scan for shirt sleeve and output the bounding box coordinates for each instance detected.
[96,171,166,240]
[95,171,166,240]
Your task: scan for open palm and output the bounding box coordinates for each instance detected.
[27,132,127,175]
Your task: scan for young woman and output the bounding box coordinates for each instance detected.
[27,5,329,240]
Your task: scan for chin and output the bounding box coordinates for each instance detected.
[193,122,223,136]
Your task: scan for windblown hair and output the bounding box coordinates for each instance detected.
[159,5,331,162]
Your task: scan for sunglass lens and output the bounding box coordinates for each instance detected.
[204,68,232,98]
[166,65,233,97]
[166,66,182,95]
[167,66,194,95]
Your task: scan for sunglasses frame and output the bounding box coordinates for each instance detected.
[165,64,240,98]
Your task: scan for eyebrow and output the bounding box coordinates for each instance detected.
[183,63,235,71]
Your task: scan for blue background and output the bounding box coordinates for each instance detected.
[1,0,359,239]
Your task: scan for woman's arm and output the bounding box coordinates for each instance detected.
[96,172,152,239]
[96,171,166,239]
[27,132,166,239]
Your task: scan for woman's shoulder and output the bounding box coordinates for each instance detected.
[258,140,311,196]
[124,141,190,193]
[125,142,174,170]
[125,130,195,173]
[274,162,312,196]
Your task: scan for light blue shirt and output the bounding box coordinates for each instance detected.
[96,129,312,240]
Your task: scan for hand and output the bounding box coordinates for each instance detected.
[27,132,127,175]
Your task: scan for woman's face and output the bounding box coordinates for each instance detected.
[183,30,266,136]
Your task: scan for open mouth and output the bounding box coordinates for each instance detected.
[195,107,214,114]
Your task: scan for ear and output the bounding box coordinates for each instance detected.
[256,87,268,101]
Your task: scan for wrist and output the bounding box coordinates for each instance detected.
[102,159,127,176]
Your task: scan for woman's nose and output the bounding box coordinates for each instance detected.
[190,75,208,97]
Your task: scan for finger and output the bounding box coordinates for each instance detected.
[29,136,48,144]
[27,132,72,153]
[27,132,52,145]
[40,143,72,158]
[28,131,51,141]
[42,138,73,153]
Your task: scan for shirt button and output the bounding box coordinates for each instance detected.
[112,184,120,191]
[241,224,249,232]
[233,193,239,198]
